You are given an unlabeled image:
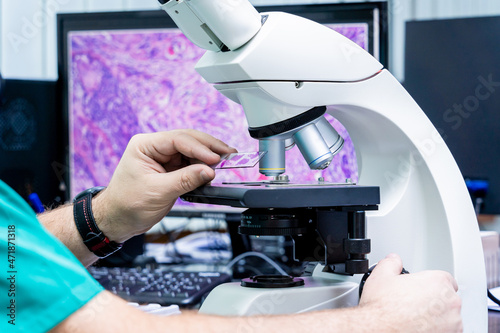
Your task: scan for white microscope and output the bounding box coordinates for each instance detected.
[159,0,487,331]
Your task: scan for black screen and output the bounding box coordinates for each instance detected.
[405,16,500,214]
[0,79,63,207]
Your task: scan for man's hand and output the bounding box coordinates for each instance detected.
[93,130,237,243]
[359,254,463,332]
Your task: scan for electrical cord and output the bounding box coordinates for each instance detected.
[167,230,184,262]
[158,219,188,264]
[225,251,288,276]
[204,218,225,261]
[488,289,500,307]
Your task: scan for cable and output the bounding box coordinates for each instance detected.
[167,230,184,262]
[204,217,224,261]
[225,251,288,276]
[159,218,189,264]
[488,289,500,307]
[240,265,264,276]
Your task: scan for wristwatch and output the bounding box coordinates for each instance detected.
[73,186,123,258]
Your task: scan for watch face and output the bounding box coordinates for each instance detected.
[74,186,105,202]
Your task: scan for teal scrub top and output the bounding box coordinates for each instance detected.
[0,181,104,332]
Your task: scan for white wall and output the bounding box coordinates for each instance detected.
[0,0,159,80]
[2,0,500,81]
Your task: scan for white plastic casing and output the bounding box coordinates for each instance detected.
[202,70,488,332]
[195,12,383,83]
[161,0,261,51]
[195,12,383,127]
[162,4,487,331]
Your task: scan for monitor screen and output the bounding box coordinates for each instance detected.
[405,16,500,214]
[58,3,388,214]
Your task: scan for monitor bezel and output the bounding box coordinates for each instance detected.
[56,3,389,216]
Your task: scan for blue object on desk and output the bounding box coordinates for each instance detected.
[465,178,490,195]
[28,193,45,213]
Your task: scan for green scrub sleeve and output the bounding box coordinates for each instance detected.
[0,181,104,332]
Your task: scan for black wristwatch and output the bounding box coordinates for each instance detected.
[73,186,123,258]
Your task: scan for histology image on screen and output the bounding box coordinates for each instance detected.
[68,23,368,210]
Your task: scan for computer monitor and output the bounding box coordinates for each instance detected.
[405,16,500,214]
[0,79,61,206]
[57,3,389,215]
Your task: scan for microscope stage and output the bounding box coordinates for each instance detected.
[181,183,380,208]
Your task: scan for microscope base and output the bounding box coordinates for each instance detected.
[199,276,359,316]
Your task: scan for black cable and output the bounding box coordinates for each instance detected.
[488,289,500,307]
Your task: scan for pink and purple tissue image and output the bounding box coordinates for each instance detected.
[69,23,368,209]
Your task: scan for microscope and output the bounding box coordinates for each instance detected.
[159,0,487,330]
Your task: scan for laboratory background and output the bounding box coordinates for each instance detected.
[1,0,500,331]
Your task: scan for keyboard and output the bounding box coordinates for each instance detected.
[89,266,231,306]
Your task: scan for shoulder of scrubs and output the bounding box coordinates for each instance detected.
[0,181,104,333]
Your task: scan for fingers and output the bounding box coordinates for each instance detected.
[421,270,458,292]
[155,164,216,199]
[369,253,404,279]
[370,254,459,293]
[449,274,459,292]
[185,129,238,155]
[133,130,237,166]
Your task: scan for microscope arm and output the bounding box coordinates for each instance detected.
[216,69,487,330]
[160,2,487,330]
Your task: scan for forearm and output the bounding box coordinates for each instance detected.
[38,202,99,267]
[51,291,386,333]
[186,307,387,333]
[38,191,126,267]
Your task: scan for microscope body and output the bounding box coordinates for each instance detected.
[160,1,487,331]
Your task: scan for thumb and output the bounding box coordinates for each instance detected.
[370,253,404,279]
[159,164,215,198]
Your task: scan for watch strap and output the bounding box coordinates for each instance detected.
[73,190,123,258]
